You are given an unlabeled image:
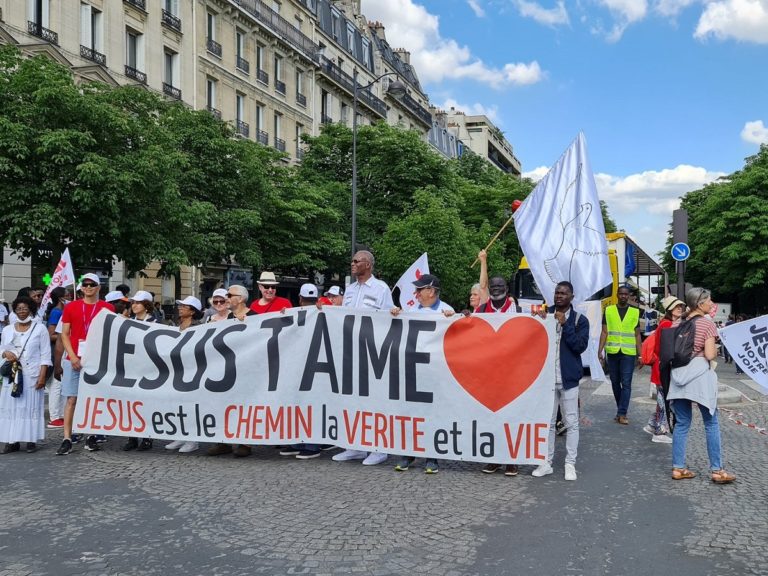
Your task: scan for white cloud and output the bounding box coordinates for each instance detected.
[361,0,543,88]
[741,120,768,144]
[593,0,649,41]
[695,0,768,43]
[467,0,486,17]
[653,0,699,17]
[438,98,500,123]
[522,166,550,181]
[594,165,726,214]
[514,0,570,26]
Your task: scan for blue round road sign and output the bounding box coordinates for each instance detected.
[671,242,691,262]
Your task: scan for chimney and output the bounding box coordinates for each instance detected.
[394,48,410,64]
[368,21,386,40]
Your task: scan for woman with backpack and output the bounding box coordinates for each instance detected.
[667,287,735,484]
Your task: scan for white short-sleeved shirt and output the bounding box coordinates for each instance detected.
[343,276,394,310]
[415,300,454,314]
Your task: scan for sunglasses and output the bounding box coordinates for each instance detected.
[260,286,276,291]
[225,293,241,298]
[351,259,368,264]
[212,299,227,304]
[81,283,99,288]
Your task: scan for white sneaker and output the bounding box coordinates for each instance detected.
[652,434,673,444]
[165,440,185,450]
[178,441,199,453]
[332,449,367,462]
[564,463,577,481]
[362,452,388,466]
[642,425,654,435]
[531,463,553,477]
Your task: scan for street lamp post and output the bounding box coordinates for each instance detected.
[351,68,406,258]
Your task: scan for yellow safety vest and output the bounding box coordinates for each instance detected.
[605,306,639,355]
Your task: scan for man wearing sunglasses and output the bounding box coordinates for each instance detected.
[249,271,292,315]
[56,273,114,455]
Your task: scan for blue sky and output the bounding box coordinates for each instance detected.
[361,0,768,260]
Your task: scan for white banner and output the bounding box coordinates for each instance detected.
[74,308,557,464]
[513,133,611,306]
[395,252,429,311]
[719,315,768,393]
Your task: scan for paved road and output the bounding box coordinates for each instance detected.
[1,362,766,576]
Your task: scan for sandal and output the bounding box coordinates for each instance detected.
[711,469,736,484]
[671,468,696,480]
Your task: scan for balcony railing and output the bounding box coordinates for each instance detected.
[318,57,387,119]
[28,21,58,45]
[207,106,222,120]
[232,0,319,63]
[162,82,182,100]
[80,45,106,66]
[296,147,305,160]
[206,38,222,58]
[236,120,250,138]
[236,56,250,73]
[274,137,286,152]
[256,68,268,85]
[256,130,269,145]
[275,80,286,95]
[124,65,147,84]
[123,0,146,11]
[321,114,333,125]
[296,92,306,107]
[399,93,433,128]
[161,10,182,32]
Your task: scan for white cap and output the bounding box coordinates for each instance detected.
[105,290,128,303]
[299,283,318,298]
[81,273,100,285]
[324,285,342,296]
[131,290,153,302]
[212,288,228,299]
[176,296,202,311]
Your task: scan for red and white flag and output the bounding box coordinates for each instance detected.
[40,248,76,312]
[395,253,429,311]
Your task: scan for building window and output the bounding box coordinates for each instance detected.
[29,0,51,28]
[206,78,217,109]
[274,55,285,94]
[164,0,178,14]
[340,102,348,125]
[163,49,181,99]
[80,4,104,64]
[206,11,216,41]
[274,113,285,151]
[295,69,305,106]
[125,29,145,82]
[256,44,268,84]
[362,38,371,69]
[331,9,340,40]
[321,90,331,123]
[346,23,355,53]
[272,1,281,14]
[236,30,249,73]
[236,94,245,123]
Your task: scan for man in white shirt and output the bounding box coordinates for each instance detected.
[333,250,395,466]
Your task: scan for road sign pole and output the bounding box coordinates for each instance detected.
[673,209,688,300]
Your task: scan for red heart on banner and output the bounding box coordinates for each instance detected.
[443,316,548,412]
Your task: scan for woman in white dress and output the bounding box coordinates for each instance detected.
[0,296,51,453]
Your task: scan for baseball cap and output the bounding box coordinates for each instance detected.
[81,273,101,285]
[130,290,153,302]
[176,296,202,311]
[324,286,342,296]
[413,274,440,289]
[105,290,129,303]
[212,288,228,299]
[300,283,318,298]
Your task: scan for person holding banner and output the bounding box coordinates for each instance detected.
[250,272,292,315]
[333,250,395,466]
[599,285,642,425]
[391,274,454,474]
[56,274,114,456]
[45,287,67,429]
[0,296,51,454]
[667,288,735,484]
[531,281,590,480]
[205,289,231,323]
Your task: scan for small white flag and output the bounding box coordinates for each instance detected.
[719,315,768,393]
[513,133,611,306]
[40,248,76,312]
[395,253,429,311]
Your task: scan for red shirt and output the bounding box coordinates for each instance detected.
[61,300,115,358]
[249,296,293,314]
[318,296,333,306]
[651,318,675,385]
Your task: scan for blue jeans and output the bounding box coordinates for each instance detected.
[671,399,722,471]
[607,352,635,416]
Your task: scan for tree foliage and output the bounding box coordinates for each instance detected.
[662,145,768,313]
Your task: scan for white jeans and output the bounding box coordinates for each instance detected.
[47,377,63,421]
[547,384,579,465]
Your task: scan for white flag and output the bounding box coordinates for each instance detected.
[40,248,76,312]
[513,133,611,306]
[395,253,429,310]
[719,315,768,393]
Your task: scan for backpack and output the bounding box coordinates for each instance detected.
[640,330,658,366]
[659,316,702,370]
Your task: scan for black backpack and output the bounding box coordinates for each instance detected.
[659,316,703,371]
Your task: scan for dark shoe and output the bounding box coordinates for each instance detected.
[279,446,301,456]
[122,438,139,451]
[395,457,416,471]
[95,435,108,443]
[504,465,519,476]
[424,460,439,474]
[137,438,153,451]
[232,444,251,458]
[26,443,37,453]
[71,434,81,444]
[84,436,100,452]
[320,444,336,451]
[1,442,20,454]
[56,439,72,456]
[295,449,321,459]
[556,420,567,436]
[207,443,233,456]
[482,463,501,474]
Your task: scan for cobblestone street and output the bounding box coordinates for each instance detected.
[1,363,766,576]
